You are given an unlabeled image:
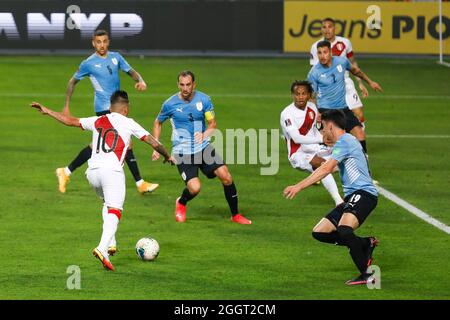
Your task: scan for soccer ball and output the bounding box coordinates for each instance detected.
[135,237,160,261]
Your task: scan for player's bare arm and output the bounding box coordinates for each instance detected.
[194,118,216,144]
[348,57,369,98]
[127,69,147,91]
[142,134,175,165]
[63,77,80,115]
[284,158,338,199]
[31,102,80,127]
[349,65,383,93]
[151,119,163,161]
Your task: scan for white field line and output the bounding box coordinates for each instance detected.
[377,186,450,235]
[1,93,450,100]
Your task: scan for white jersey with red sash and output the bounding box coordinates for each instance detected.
[79,112,150,171]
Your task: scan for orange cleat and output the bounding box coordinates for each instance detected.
[175,197,186,222]
[231,214,252,225]
[92,248,115,271]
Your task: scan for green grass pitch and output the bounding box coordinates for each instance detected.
[0,56,449,299]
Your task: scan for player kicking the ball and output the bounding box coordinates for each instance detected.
[31,91,175,271]
[281,80,343,206]
[56,29,159,195]
[284,110,379,285]
[152,71,251,224]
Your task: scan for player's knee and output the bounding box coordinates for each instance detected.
[217,167,233,185]
[188,183,201,195]
[220,173,233,186]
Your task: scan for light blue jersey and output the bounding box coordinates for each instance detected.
[307,56,351,109]
[331,133,377,197]
[157,91,215,155]
[73,51,132,113]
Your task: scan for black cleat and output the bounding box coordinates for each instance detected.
[346,273,375,286]
[366,237,379,267]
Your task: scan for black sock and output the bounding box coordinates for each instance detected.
[125,149,142,182]
[337,225,368,274]
[223,182,239,215]
[68,146,92,172]
[179,188,197,205]
[312,231,344,245]
[360,140,367,154]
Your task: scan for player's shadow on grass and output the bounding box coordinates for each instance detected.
[187,206,229,222]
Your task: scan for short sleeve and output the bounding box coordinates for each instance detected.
[343,57,352,71]
[128,119,150,140]
[346,39,354,59]
[73,61,90,80]
[331,138,350,163]
[280,111,291,130]
[307,69,318,93]
[157,103,171,123]
[79,116,98,132]
[204,97,215,121]
[117,53,132,73]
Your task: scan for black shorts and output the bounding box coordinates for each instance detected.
[96,110,110,116]
[175,144,225,183]
[325,190,378,227]
[319,107,361,132]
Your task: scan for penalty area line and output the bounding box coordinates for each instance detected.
[377,186,450,235]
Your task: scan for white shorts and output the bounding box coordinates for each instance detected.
[289,145,332,173]
[86,167,126,210]
[345,78,363,110]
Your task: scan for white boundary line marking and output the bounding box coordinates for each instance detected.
[377,186,450,235]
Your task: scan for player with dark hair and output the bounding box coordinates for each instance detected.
[308,40,382,156]
[280,80,343,205]
[30,90,175,271]
[152,70,252,224]
[284,109,379,286]
[310,18,369,128]
[56,29,159,195]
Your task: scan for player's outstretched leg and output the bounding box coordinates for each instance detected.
[175,179,200,222]
[311,218,344,245]
[56,145,92,193]
[215,166,251,225]
[126,148,159,194]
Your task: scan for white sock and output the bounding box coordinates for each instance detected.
[98,211,119,254]
[101,206,116,248]
[135,179,144,187]
[321,174,343,206]
[64,167,72,176]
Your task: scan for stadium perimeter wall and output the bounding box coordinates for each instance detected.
[0,0,448,57]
